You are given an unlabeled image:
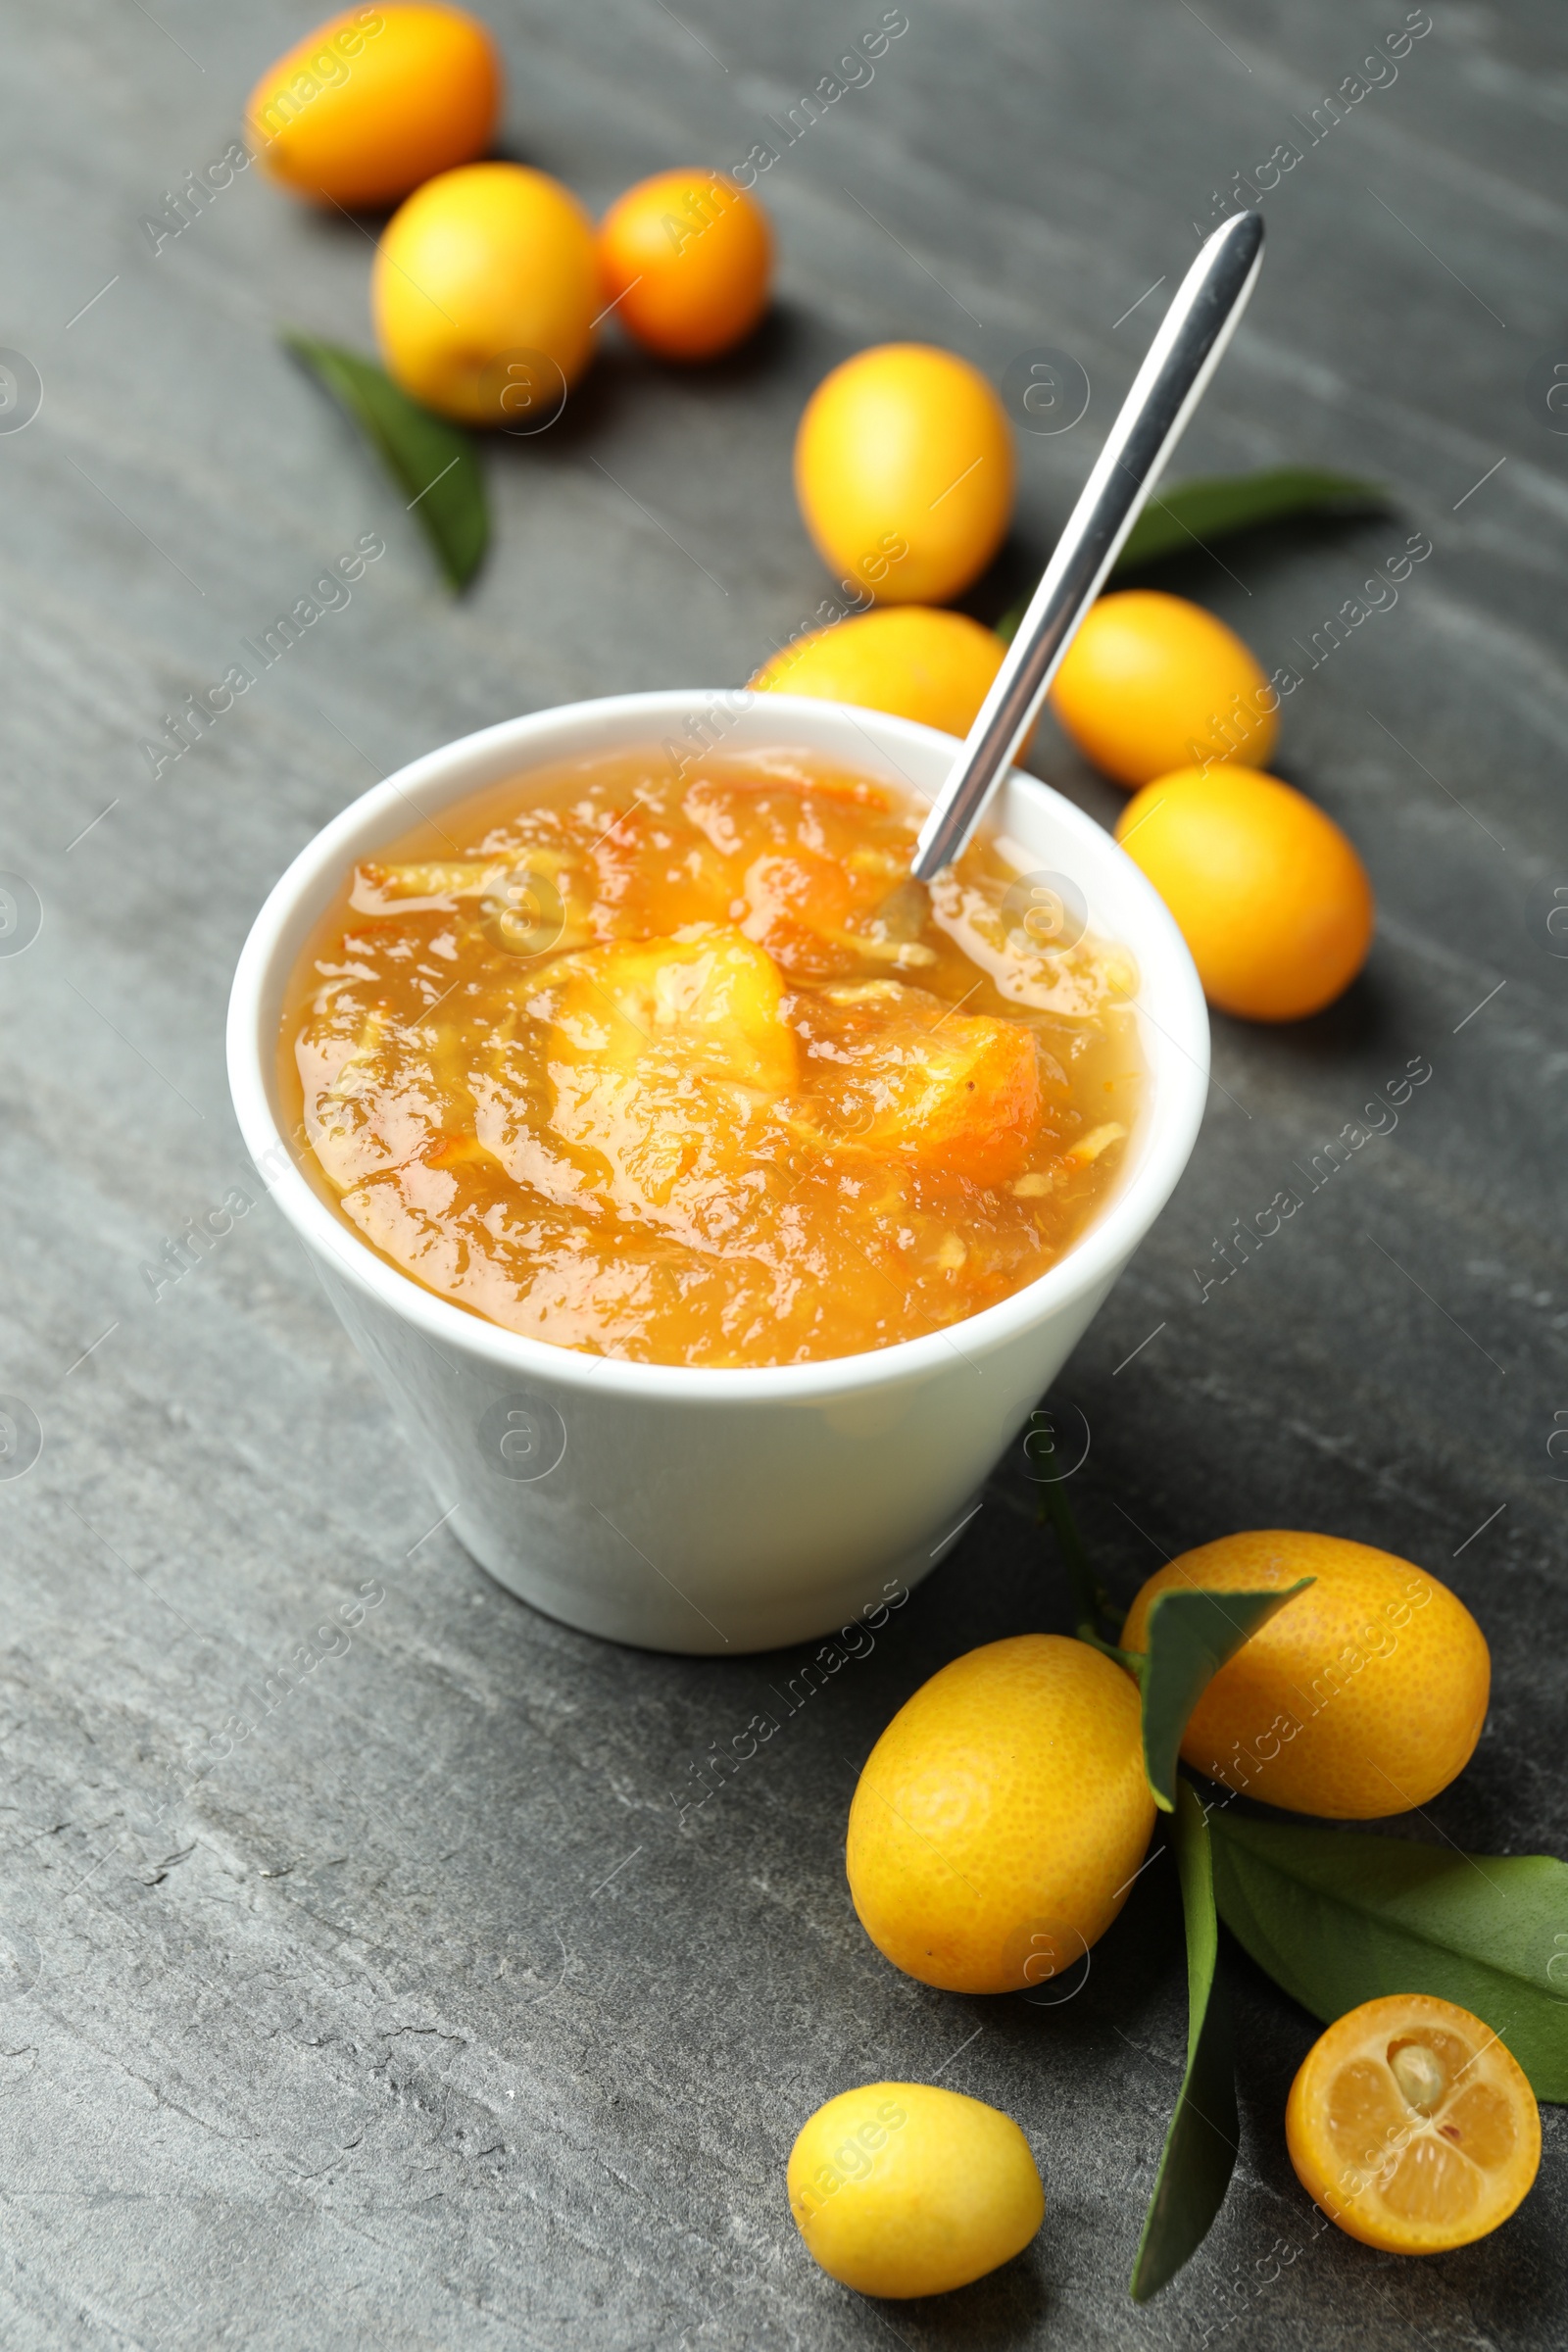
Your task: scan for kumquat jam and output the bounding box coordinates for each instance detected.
[282,745,1142,1367]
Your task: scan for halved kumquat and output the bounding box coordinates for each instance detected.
[1287,1994,1540,2253]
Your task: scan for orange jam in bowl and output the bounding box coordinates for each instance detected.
[279,745,1142,1367]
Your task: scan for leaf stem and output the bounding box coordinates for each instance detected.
[1028,1409,1127,1652]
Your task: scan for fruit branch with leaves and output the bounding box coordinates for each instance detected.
[794,1406,1566,2303]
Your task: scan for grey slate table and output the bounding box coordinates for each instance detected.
[2,1,1565,2343]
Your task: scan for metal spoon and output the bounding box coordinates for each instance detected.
[876,207,1265,938]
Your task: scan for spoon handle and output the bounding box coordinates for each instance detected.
[909,208,1265,883]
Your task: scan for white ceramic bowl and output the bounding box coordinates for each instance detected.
[227,691,1207,1653]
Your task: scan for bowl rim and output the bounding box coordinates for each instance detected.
[226,689,1208,1403]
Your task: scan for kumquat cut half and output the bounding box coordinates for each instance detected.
[1286,1993,1541,2254]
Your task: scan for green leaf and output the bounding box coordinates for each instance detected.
[282,331,488,592]
[1136,1581,1314,1813]
[1210,1811,1568,2102]
[1112,466,1391,577]
[995,466,1392,642]
[1130,1782,1239,2302]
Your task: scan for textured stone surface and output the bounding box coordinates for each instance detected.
[0,0,1564,2344]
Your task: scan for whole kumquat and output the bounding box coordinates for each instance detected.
[788,2082,1045,2297]
[1049,588,1277,785]
[846,1634,1152,1994]
[1121,1532,1490,1818]
[1114,765,1374,1021]
[248,5,501,210]
[751,606,1005,738]
[598,169,771,360]
[372,161,600,424]
[794,344,1015,605]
